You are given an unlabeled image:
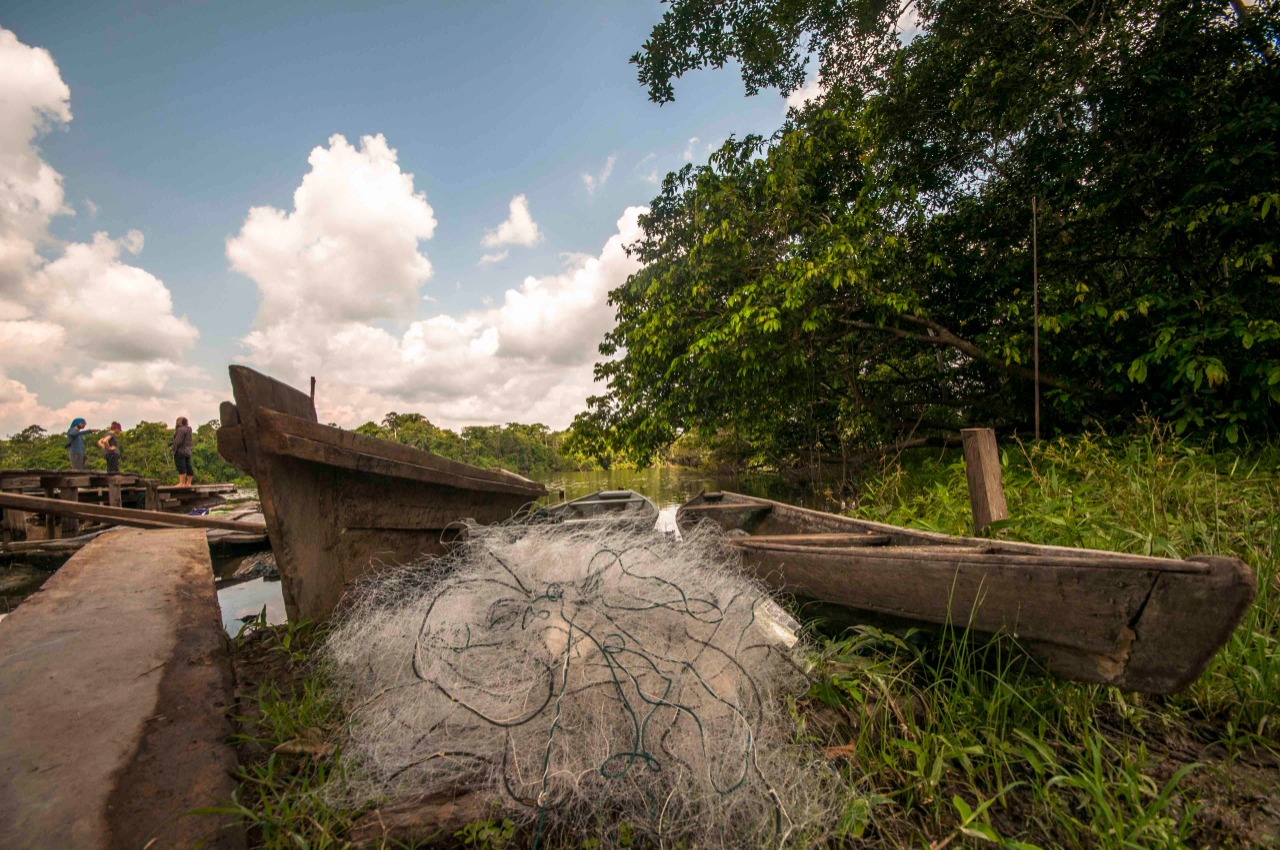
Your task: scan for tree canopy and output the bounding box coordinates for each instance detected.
[579,0,1280,468]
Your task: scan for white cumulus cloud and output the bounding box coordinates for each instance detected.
[235,167,645,430]
[0,26,212,436]
[481,194,542,249]
[228,133,436,327]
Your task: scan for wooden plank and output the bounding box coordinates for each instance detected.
[0,492,266,533]
[216,424,251,473]
[1,481,27,543]
[60,486,80,536]
[255,408,543,493]
[40,474,91,489]
[676,503,773,534]
[961,428,1008,534]
[257,423,546,498]
[732,532,892,548]
[681,491,1194,566]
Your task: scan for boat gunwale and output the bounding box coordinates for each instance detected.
[679,491,1215,572]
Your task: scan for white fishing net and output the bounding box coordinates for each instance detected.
[323,521,842,848]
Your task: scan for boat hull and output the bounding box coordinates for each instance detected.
[218,367,546,621]
[678,492,1255,693]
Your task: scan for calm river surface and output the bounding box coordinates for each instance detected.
[215,467,840,633]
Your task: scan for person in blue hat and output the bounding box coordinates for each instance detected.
[66,418,92,470]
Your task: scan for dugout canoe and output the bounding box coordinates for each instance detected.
[677,491,1256,694]
[216,366,547,622]
[537,489,660,531]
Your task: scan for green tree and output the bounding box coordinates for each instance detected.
[583,0,1280,466]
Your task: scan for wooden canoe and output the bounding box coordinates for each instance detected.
[677,491,1256,693]
[216,366,547,621]
[537,489,659,531]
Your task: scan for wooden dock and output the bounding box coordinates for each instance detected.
[0,469,238,543]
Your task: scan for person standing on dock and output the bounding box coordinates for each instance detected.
[170,416,194,486]
[98,422,123,473]
[65,418,91,470]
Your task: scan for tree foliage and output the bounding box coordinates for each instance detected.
[0,416,599,483]
[583,0,1280,466]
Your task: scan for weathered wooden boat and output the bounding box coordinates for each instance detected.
[677,491,1256,693]
[216,366,547,621]
[537,489,659,530]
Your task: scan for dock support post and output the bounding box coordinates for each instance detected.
[107,479,122,508]
[1,484,26,543]
[60,486,80,536]
[961,428,1009,535]
[43,485,58,540]
[144,480,159,513]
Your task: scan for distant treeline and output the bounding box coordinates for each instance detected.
[352,413,601,478]
[0,413,603,485]
[0,421,242,485]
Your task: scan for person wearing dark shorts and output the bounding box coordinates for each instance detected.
[170,416,194,486]
[98,422,123,473]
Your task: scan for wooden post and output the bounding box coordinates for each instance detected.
[107,479,122,508]
[44,486,59,540]
[144,480,160,513]
[60,486,80,536]
[961,428,1009,535]
[1,485,27,543]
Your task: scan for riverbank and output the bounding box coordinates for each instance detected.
[220,429,1278,848]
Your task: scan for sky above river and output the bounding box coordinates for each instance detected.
[0,2,819,435]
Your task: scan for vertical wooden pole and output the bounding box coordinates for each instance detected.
[961,428,1009,535]
[1,485,27,542]
[60,486,80,536]
[107,479,122,508]
[144,480,160,513]
[44,486,59,540]
[1032,196,1040,441]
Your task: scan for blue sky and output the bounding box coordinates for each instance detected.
[0,2,809,434]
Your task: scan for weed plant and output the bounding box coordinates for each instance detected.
[219,426,1278,848]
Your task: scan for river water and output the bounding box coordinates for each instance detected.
[213,467,840,634]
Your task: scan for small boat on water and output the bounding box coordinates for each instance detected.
[677,491,1256,694]
[538,489,659,530]
[216,366,547,622]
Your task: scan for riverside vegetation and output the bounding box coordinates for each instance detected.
[0,415,598,486]
[218,426,1279,849]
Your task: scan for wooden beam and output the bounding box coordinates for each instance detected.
[961,428,1008,534]
[255,413,546,497]
[0,492,266,533]
[731,532,892,548]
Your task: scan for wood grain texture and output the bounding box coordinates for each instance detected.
[221,366,546,622]
[677,491,1255,693]
[0,492,266,533]
[961,428,1009,533]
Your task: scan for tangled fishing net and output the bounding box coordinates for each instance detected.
[323,521,843,848]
